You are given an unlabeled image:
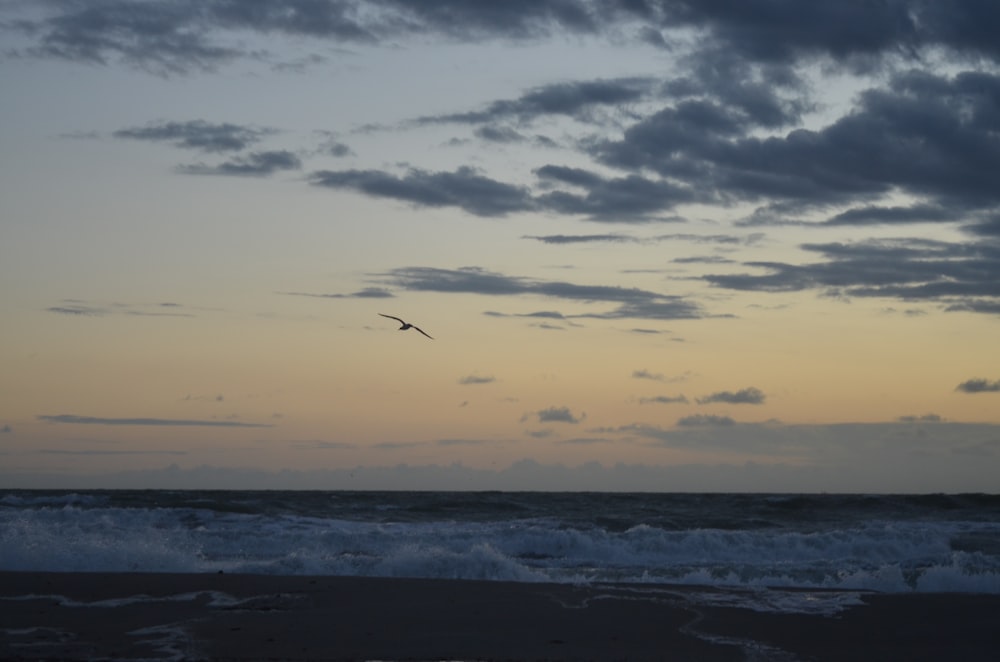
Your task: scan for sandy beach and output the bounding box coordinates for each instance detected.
[2,571,999,661]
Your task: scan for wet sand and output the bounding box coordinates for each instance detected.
[2,571,999,660]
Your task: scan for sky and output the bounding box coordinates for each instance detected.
[2,0,999,492]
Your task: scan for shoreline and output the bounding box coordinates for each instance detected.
[3,571,999,660]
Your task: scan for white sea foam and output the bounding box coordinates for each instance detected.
[3,491,999,594]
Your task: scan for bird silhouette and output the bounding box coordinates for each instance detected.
[379,313,434,339]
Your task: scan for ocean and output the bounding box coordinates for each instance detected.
[3,490,1000,594]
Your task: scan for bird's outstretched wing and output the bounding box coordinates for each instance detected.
[411,326,434,340]
[378,313,434,339]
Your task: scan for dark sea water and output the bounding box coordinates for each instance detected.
[3,490,999,594]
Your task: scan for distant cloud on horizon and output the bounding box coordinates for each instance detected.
[677,414,737,427]
[37,414,273,428]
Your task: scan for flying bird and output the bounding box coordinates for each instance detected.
[379,313,434,339]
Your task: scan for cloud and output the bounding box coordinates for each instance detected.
[523,234,636,245]
[898,414,944,423]
[326,142,354,157]
[379,266,705,320]
[37,414,273,428]
[14,3,1000,241]
[525,406,584,424]
[114,120,271,152]
[697,387,767,405]
[436,438,496,447]
[632,369,664,381]
[677,414,737,427]
[534,166,695,222]
[310,166,534,217]
[418,77,659,126]
[289,440,358,450]
[598,71,995,219]
[279,287,394,299]
[373,441,425,451]
[823,204,955,226]
[459,374,496,385]
[556,437,612,445]
[638,395,689,405]
[38,449,186,456]
[46,300,196,318]
[178,150,302,176]
[10,2,1000,84]
[704,238,1000,314]
[955,378,1000,393]
[47,303,105,316]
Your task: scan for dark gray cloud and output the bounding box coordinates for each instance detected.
[38,414,273,428]
[526,406,584,424]
[534,165,694,222]
[113,120,270,152]
[523,232,764,246]
[327,142,354,157]
[14,2,1000,75]
[379,266,704,320]
[823,204,955,226]
[418,77,658,126]
[10,2,1000,317]
[703,237,1000,314]
[595,70,1000,217]
[310,167,534,217]
[697,387,766,405]
[956,378,1000,394]
[635,1,1000,64]
[178,150,301,176]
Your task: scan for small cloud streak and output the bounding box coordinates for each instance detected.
[677,414,736,427]
[459,374,496,385]
[38,414,273,428]
[638,395,689,405]
[697,387,766,405]
[524,406,585,424]
[279,287,394,299]
[113,120,271,153]
[898,414,944,423]
[178,150,302,176]
[632,369,664,381]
